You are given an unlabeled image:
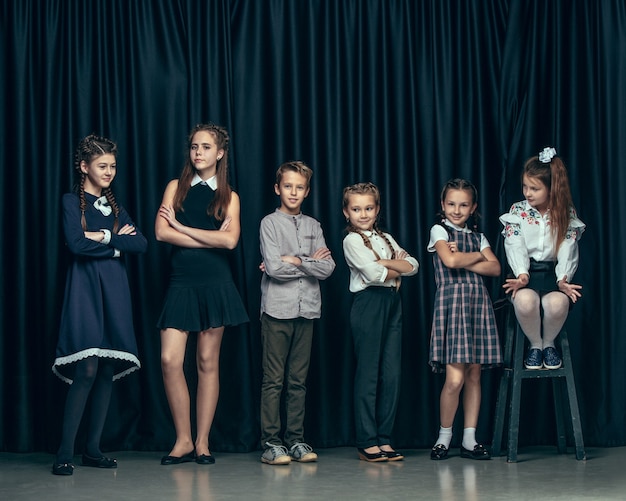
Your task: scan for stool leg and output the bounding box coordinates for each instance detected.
[491,305,516,456]
[560,332,587,460]
[506,324,525,463]
[552,378,568,453]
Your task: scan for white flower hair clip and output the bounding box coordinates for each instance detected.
[538,146,557,163]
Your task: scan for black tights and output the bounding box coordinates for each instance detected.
[56,357,114,463]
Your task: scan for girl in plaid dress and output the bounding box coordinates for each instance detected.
[428,179,501,461]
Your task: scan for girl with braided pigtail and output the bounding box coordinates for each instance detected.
[341,182,419,462]
[52,135,147,475]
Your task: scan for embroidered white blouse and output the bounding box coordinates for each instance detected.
[500,200,585,283]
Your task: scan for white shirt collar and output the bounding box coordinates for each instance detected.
[191,173,217,190]
[443,219,472,233]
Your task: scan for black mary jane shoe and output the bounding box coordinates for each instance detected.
[82,454,118,468]
[430,444,449,460]
[460,444,491,460]
[357,448,388,462]
[52,462,75,475]
[196,453,215,465]
[160,450,196,465]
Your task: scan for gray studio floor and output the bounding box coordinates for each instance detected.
[1,446,625,500]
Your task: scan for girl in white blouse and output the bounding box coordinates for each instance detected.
[500,147,585,370]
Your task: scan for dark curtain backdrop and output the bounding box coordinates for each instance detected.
[1,0,624,454]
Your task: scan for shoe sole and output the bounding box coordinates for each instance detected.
[292,454,318,462]
[261,457,291,465]
[524,364,543,370]
[543,363,562,369]
[358,454,388,462]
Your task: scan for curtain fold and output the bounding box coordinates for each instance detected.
[1,0,625,453]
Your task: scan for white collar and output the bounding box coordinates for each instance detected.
[443,219,472,233]
[191,173,217,190]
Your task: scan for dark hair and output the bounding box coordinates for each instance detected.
[342,182,395,258]
[275,160,313,186]
[522,153,574,251]
[74,134,120,232]
[173,123,232,220]
[436,178,480,232]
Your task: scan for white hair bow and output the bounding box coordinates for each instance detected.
[94,196,112,216]
[538,147,557,163]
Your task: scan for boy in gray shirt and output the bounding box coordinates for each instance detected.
[259,161,335,464]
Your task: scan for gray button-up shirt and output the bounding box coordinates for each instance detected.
[260,209,336,319]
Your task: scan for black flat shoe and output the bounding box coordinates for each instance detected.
[81,454,117,468]
[460,444,491,460]
[52,462,74,475]
[160,450,196,465]
[196,453,215,465]
[357,448,388,462]
[430,444,449,460]
[380,449,404,461]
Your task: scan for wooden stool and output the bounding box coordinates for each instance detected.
[491,303,586,462]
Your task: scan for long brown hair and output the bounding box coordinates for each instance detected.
[74,134,120,232]
[342,182,395,258]
[173,123,232,221]
[523,154,574,252]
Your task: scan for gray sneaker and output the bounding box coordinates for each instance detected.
[261,442,291,465]
[289,442,318,462]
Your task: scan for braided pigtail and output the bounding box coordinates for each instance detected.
[103,186,120,233]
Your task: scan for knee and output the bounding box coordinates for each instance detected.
[513,290,540,316]
[161,352,182,375]
[542,293,570,316]
[197,353,218,375]
[443,378,464,395]
[464,366,481,387]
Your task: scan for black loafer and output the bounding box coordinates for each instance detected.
[160,451,195,465]
[460,444,491,460]
[52,462,75,475]
[81,454,117,468]
[430,444,449,460]
[196,453,215,465]
[357,448,388,462]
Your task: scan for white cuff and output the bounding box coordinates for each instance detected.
[100,229,112,245]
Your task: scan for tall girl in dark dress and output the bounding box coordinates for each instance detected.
[52,134,147,475]
[156,123,248,466]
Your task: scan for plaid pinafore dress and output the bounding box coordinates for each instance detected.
[429,227,501,373]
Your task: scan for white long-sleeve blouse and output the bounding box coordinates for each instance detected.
[500,200,585,283]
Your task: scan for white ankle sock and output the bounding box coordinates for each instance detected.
[462,427,477,450]
[435,426,453,448]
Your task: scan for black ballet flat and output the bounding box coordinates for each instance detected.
[460,444,491,460]
[52,462,75,475]
[430,444,449,460]
[160,450,196,465]
[196,453,215,465]
[81,454,118,468]
[357,448,388,462]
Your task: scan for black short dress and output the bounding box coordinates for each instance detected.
[157,183,248,331]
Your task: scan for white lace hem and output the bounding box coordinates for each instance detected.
[52,348,141,384]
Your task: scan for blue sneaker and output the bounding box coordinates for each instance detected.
[524,348,543,369]
[543,347,562,369]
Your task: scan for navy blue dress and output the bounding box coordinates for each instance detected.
[157,183,248,331]
[53,192,147,383]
